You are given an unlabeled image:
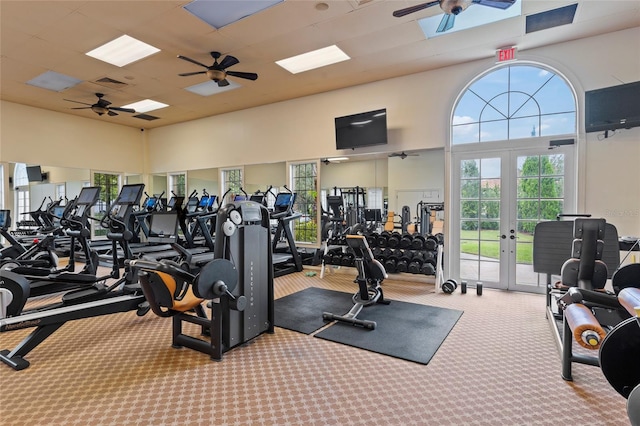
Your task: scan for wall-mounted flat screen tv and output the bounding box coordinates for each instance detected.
[335,108,387,150]
[585,81,640,133]
[26,165,44,182]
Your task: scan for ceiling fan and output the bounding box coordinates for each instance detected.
[389,152,419,160]
[63,93,135,116]
[393,0,516,33]
[177,51,258,87]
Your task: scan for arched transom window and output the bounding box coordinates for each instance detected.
[452,64,576,145]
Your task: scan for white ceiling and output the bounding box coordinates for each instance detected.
[1,0,639,129]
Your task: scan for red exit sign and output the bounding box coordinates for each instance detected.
[496,47,517,62]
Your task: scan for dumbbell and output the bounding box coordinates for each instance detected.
[411,235,426,250]
[323,252,334,265]
[422,251,436,267]
[459,281,483,295]
[331,253,343,265]
[442,279,458,294]
[425,235,438,251]
[367,233,379,248]
[340,252,354,267]
[387,232,401,249]
[372,247,383,259]
[396,253,413,273]
[377,232,390,248]
[408,253,424,274]
[399,234,414,249]
[384,256,398,273]
[420,262,436,275]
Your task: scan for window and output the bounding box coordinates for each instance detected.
[290,162,318,244]
[366,188,383,211]
[221,168,243,204]
[55,184,66,201]
[452,64,576,145]
[93,172,120,237]
[169,173,186,196]
[13,163,30,221]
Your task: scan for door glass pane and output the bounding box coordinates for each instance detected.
[517,178,539,198]
[459,157,501,284]
[515,154,566,288]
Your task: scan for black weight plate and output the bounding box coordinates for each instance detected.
[195,259,238,298]
[599,317,640,398]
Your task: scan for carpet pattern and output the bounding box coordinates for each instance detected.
[0,268,630,425]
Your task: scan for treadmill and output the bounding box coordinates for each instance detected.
[270,192,303,277]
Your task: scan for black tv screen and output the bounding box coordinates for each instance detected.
[585,81,640,133]
[26,165,43,182]
[335,108,387,150]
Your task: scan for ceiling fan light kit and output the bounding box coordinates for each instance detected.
[178,51,258,87]
[64,93,135,117]
[393,0,516,33]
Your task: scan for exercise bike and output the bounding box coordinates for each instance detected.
[322,234,390,330]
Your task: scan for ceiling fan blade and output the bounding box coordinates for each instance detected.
[178,71,207,77]
[217,79,230,87]
[177,55,211,69]
[473,0,515,9]
[226,71,258,81]
[437,13,456,32]
[109,107,136,113]
[218,55,239,70]
[107,110,118,116]
[392,1,440,17]
[70,107,92,110]
[64,99,92,106]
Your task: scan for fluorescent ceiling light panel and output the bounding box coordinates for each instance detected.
[121,99,168,113]
[276,45,350,74]
[419,0,521,38]
[184,0,283,29]
[185,80,241,96]
[86,35,160,67]
[26,71,82,92]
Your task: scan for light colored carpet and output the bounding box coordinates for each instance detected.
[0,269,629,425]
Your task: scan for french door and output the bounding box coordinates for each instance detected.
[451,143,575,293]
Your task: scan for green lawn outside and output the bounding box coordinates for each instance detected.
[460,230,534,264]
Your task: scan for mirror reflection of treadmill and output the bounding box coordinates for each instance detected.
[0,210,8,228]
[271,192,303,276]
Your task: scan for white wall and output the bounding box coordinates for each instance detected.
[583,128,640,236]
[244,163,286,194]
[320,158,388,190]
[0,101,144,173]
[388,149,445,214]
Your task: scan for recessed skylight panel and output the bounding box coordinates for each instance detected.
[26,71,83,92]
[121,99,168,113]
[276,45,350,74]
[185,80,241,96]
[184,0,283,29]
[86,35,160,67]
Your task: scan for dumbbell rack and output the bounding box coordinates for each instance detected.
[321,231,442,279]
